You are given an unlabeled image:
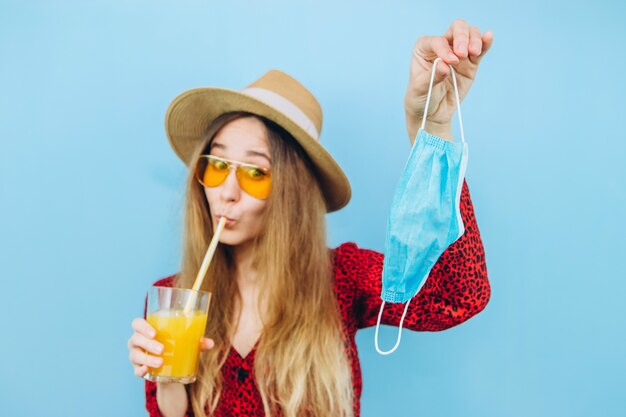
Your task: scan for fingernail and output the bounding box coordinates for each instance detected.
[155,343,163,354]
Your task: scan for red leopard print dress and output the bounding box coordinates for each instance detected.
[144,179,490,416]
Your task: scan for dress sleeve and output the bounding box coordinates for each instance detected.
[143,276,196,417]
[352,179,491,331]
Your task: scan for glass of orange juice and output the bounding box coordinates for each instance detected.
[144,286,211,384]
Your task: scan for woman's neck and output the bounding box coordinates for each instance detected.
[231,240,268,324]
[232,240,258,289]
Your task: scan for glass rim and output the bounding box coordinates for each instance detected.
[151,285,211,296]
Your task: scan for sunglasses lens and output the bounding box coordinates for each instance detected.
[196,157,229,187]
[237,166,272,200]
[195,156,271,199]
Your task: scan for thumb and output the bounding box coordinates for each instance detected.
[412,35,456,87]
[200,337,215,351]
[431,59,452,85]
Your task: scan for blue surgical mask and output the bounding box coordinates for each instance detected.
[375,57,469,355]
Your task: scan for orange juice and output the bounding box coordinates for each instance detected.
[146,309,208,380]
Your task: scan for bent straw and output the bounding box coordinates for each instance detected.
[183,216,227,314]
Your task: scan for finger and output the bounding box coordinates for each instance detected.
[471,30,495,65]
[132,318,156,339]
[445,19,470,58]
[482,31,495,55]
[134,364,149,378]
[200,338,215,351]
[129,332,164,355]
[129,348,163,368]
[415,36,459,84]
[414,35,458,65]
[468,26,483,57]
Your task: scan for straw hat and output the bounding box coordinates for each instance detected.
[164,69,352,212]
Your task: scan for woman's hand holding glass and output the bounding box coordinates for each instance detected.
[127,317,215,379]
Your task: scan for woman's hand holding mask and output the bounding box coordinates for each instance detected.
[404,19,494,143]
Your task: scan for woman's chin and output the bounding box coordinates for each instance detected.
[217,232,246,247]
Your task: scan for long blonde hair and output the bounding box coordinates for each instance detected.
[174,112,354,417]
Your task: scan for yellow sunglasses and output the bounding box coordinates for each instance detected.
[194,155,272,200]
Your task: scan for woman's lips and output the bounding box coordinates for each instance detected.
[216,215,236,228]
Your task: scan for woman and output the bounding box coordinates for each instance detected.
[128,20,493,417]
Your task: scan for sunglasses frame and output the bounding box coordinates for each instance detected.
[194,154,272,199]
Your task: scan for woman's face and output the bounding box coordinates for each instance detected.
[203,117,271,246]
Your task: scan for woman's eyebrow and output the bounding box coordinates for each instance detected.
[211,142,271,164]
[210,142,226,151]
[246,150,272,164]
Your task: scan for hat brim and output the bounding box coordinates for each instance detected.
[165,87,351,212]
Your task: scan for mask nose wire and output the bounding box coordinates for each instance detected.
[375,57,464,356]
[418,57,466,144]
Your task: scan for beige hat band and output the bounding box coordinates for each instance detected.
[241,87,320,140]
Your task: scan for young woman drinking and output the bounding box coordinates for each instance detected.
[128,19,494,417]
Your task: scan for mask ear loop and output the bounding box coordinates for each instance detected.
[374,298,413,355]
[419,57,465,144]
[374,57,465,355]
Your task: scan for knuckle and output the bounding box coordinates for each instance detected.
[132,318,147,334]
[414,35,428,48]
[143,322,152,335]
[129,333,141,348]
[454,18,468,26]
[133,333,145,348]
[144,324,155,338]
[151,341,163,354]
[433,36,448,48]
[130,348,145,365]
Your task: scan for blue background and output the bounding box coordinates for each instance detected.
[2,1,625,416]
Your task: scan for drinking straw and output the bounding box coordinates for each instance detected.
[183,216,227,314]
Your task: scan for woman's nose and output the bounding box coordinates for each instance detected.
[219,168,241,202]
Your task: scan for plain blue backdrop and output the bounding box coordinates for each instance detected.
[1,1,625,416]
